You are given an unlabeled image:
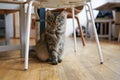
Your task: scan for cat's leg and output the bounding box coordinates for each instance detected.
[58,49,63,63]
[46,56,52,62]
[58,55,62,63]
[51,50,58,65]
[57,41,64,63]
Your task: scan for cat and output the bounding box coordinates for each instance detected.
[35,33,49,62]
[35,10,66,65]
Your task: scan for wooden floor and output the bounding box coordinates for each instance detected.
[0,38,120,80]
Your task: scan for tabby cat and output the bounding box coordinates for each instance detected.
[35,10,66,65]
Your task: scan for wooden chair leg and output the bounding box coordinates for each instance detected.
[75,16,85,46]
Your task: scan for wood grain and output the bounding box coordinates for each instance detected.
[0,38,120,80]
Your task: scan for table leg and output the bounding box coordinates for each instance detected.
[19,4,26,57]
[109,21,112,40]
[5,14,11,45]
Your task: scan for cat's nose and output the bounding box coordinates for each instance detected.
[53,23,56,25]
[55,23,58,25]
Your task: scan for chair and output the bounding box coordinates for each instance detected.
[25,0,104,70]
[0,1,26,57]
[95,19,113,40]
[86,2,114,40]
[95,10,113,40]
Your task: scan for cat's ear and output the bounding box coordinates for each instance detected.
[46,10,52,20]
[46,10,52,15]
[60,10,67,17]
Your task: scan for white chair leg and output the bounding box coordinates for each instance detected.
[118,31,120,42]
[25,0,41,70]
[25,1,34,70]
[72,7,77,53]
[85,4,104,64]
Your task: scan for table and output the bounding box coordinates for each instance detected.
[94,1,120,10]
[0,1,26,57]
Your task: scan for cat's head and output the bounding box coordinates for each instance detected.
[46,10,66,28]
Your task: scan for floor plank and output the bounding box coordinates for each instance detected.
[0,38,120,80]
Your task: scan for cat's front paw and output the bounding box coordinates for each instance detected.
[52,60,58,65]
[58,58,62,63]
[45,58,52,62]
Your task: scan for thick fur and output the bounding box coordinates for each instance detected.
[35,10,66,65]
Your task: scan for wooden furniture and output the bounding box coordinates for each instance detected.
[25,0,104,70]
[95,19,113,40]
[94,1,120,41]
[0,1,26,57]
[94,2,120,10]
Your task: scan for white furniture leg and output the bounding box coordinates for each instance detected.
[19,4,26,57]
[5,14,11,45]
[25,0,41,70]
[25,1,34,70]
[118,31,120,42]
[85,3,104,64]
[72,7,77,53]
[108,21,112,40]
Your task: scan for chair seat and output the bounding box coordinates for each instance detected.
[36,0,83,4]
[0,0,26,4]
